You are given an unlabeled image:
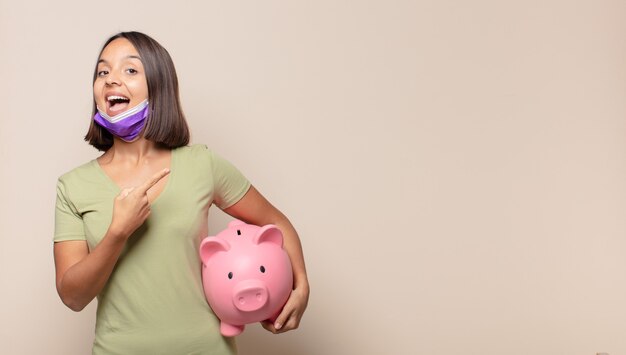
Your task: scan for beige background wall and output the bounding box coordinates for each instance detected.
[1,1,625,354]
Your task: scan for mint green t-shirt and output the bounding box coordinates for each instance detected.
[54,144,251,355]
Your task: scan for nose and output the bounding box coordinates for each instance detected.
[232,280,269,312]
[105,72,120,86]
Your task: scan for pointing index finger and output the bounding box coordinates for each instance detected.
[137,168,170,194]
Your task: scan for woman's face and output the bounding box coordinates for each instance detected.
[93,38,148,117]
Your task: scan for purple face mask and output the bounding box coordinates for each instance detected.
[93,99,149,142]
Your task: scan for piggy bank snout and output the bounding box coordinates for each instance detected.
[233,280,269,312]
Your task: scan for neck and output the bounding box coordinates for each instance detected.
[101,137,162,165]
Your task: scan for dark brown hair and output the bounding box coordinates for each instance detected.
[85,31,190,151]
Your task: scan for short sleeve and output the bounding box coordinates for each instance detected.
[54,178,86,242]
[207,147,251,209]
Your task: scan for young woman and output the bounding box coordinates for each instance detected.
[53,31,309,354]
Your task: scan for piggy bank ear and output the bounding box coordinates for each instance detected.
[200,237,230,262]
[252,225,284,247]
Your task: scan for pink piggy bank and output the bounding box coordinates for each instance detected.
[199,220,293,337]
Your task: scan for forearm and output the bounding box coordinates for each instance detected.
[222,186,309,332]
[57,172,168,311]
[56,229,127,311]
[274,217,309,291]
[263,215,309,332]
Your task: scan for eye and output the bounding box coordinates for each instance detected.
[126,68,138,74]
[97,70,108,77]
[228,272,233,279]
[260,266,265,273]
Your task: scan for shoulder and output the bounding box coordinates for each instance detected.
[172,144,244,178]
[58,160,99,186]
[173,143,222,164]
[57,160,106,203]
[174,143,210,155]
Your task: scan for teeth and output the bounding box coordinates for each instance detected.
[107,95,129,101]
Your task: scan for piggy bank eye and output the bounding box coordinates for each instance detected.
[260,265,266,273]
[228,272,233,279]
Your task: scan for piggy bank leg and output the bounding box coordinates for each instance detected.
[220,322,244,337]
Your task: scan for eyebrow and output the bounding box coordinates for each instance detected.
[98,55,142,64]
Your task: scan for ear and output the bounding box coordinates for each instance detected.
[199,237,231,262]
[252,225,284,247]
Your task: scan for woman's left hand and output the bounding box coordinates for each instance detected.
[262,283,310,334]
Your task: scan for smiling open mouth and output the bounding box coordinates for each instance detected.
[107,95,130,113]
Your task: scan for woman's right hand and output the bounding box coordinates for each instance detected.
[109,168,170,239]
[55,168,170,311]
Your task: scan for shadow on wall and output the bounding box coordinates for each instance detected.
[236,324,314,355]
